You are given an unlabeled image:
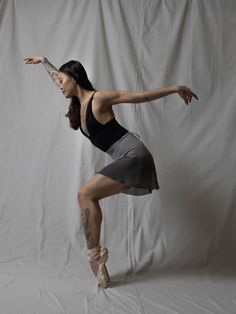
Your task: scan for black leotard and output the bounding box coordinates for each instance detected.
[80,91,128,152]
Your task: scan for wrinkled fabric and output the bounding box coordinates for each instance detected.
[1,0,236,313]
[99,131,159,195]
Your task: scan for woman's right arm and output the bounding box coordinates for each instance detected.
[24,56,60,88]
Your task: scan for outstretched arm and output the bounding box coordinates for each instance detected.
[24,56,60,88]
[96,85,199,108]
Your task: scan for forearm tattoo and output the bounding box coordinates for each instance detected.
[42,58,60,87]
[81,208,92,247]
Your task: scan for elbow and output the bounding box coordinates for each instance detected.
[136,93,149,103]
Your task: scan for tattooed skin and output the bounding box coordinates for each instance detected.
[42,58,60,87]
[81,208,93,248]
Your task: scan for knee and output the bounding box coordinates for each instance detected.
[77,185,94,205]
[78,186,88,203]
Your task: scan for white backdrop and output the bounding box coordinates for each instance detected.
[1,0,236,313]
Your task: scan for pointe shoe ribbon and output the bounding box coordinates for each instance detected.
[88,247,101,262]
[88,247,110,288]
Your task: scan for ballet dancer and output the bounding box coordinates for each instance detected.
[24,55,198,288]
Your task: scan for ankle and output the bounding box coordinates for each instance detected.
[88,246,101,262]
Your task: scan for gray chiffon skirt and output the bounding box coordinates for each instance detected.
[97,132,159,195]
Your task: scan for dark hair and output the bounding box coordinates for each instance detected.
[59,60,95,130]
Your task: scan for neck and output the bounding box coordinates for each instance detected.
[75,86,94,103]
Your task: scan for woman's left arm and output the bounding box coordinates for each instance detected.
[24,56,60,88]
[96,85,198,108]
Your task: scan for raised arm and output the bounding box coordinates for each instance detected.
[96,85,199,108]
[24,56,60,88]
[41,57,60,88]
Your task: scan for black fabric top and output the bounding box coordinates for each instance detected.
[80,91,128,152]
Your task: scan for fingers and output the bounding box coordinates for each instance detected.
[185,96,189,105]
[181,94,189,105]
[23,57,32,64]
[191,92,199,100]
[188,91,199,102]
[180,91,190,105]
[23,57,40,65]
[182,90,199,105]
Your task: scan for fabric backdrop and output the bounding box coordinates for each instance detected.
[1,0,236,313]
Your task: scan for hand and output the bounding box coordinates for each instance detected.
[175,85,199,105]
[23,56,45,64]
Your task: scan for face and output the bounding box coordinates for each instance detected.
[58,72,77,98]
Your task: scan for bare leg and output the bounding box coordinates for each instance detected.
[78,174,124,250]
[78,174,125,287]
[79,200,103,279]
[79,200,102,250]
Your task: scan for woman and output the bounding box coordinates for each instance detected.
[24,56,198,288]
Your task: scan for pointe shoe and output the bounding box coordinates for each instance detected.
[88,247,100,277]
[88,247,110,288]
[97,247,109,288]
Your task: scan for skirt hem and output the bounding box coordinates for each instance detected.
[96,171,159,196]
[97,131,159,196]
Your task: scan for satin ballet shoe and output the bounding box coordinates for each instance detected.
[88,247,110,288]
[97,247,109,288]
[88,247,101,277]
[88,247,110,282]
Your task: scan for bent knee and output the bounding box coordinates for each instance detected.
[78,187,89,202]
[77,185,96,204]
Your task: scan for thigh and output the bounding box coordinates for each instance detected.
[81,174,125,200]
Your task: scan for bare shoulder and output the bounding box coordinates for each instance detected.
[92,89,121,110]
[92,90,115,120]
[94,89,119,104]
[93,89,140,107]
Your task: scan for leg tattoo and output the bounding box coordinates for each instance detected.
[81,208,93,248]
